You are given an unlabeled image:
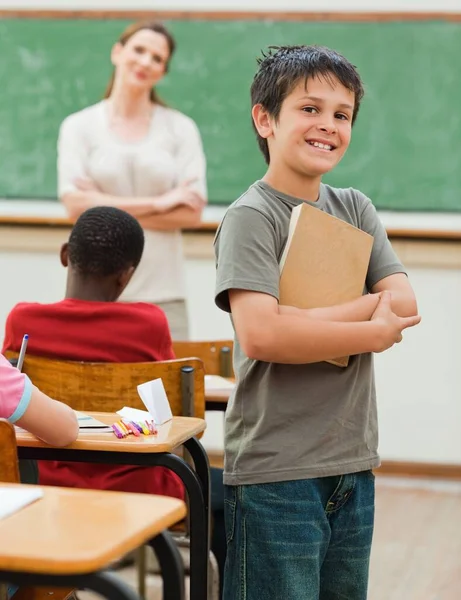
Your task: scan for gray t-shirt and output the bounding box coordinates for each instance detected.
[214,180,406,485]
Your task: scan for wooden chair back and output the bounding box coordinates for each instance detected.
[4,354,205,420]
[0,419,20,483]
[173,340,234,377]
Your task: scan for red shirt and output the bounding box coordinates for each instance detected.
[2,298,183,499]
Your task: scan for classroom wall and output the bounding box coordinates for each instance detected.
[0,233,460,467]
[1,4,459,466]
[1,0,461,12]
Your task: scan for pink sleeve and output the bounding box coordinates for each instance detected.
[0,354,32,423]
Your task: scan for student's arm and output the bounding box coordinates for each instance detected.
[229,289,420,364]
[278,293,382,322]
[361,193,418,316]
[15,386,79,447]
[279,274,417,322]
[371,273,417,317]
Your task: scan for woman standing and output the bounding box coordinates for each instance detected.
[58,21,207,339]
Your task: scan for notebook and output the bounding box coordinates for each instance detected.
[279,202,374,367]
[76,412,113,434]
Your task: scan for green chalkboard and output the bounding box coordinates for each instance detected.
[0,18,461,210]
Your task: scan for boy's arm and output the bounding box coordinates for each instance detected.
[371,273,418,317]
[279,293,381,322]
[230,289,420,364]
[279,273,417,322]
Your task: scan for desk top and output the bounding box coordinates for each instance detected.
[0,483,185,575]
[205,378,234,404]
[15,413,206,453]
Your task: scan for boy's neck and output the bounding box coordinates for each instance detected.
[64,274,119,303]
[263,166,322,202]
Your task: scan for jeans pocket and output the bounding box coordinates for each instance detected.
[224,485,237,545]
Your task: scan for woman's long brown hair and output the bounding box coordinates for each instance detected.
[104,21,176,105]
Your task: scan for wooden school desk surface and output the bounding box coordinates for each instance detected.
[205,379,234,411]
[0,483,186,600]
[15,413,210,600]
[15,413,206,453]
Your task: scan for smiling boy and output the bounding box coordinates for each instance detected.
[214,46,421,600]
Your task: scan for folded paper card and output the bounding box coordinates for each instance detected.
[117,406,153,421]
[137,378,173,425]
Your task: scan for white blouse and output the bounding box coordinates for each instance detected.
[57,100,207,303]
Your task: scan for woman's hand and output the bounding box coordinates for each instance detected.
[154,181,205,214]
[75,178,100,192]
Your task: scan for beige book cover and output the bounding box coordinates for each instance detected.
[279,202,374,367]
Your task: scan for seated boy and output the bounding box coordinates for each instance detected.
[2,206,182,498]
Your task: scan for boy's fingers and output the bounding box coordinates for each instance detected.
[400,314,422,330]
[373,290,391,314]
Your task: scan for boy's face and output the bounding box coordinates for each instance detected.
[263,75,354,182]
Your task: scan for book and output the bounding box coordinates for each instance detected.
[76,412,113,434]
[279,202,374,367]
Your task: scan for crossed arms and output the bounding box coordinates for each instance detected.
[229,273,420,364]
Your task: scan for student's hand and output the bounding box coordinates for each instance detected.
[370,291,421,352]
[154,182,205,214]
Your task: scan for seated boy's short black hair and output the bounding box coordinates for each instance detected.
[251,45,365,164]
[68,206,145,277]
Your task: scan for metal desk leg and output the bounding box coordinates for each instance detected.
[16,447,210,600]
[155,452,208,600]
[83,571,142,599]
[149,531,185,600]
[184,437,211,600]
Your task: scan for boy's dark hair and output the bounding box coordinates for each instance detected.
[251,45,365,164]
[68,206,145,277]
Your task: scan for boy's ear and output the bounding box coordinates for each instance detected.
[116,266,136,296]
[252,104,274,139]
[60,243,69,268]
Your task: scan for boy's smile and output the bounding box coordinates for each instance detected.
[255,74,355,200]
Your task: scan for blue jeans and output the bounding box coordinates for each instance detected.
[223,471,375,600]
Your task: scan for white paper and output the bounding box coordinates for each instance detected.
[0,487,43,521]
[117,406,153,421]
[136,378,173,425]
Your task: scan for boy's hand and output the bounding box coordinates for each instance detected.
[371,291,421,352]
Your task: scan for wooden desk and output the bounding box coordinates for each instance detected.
[15,413,210,600]
[0,483,186,600]
[205,379,234,411]
[16,413,206,453]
